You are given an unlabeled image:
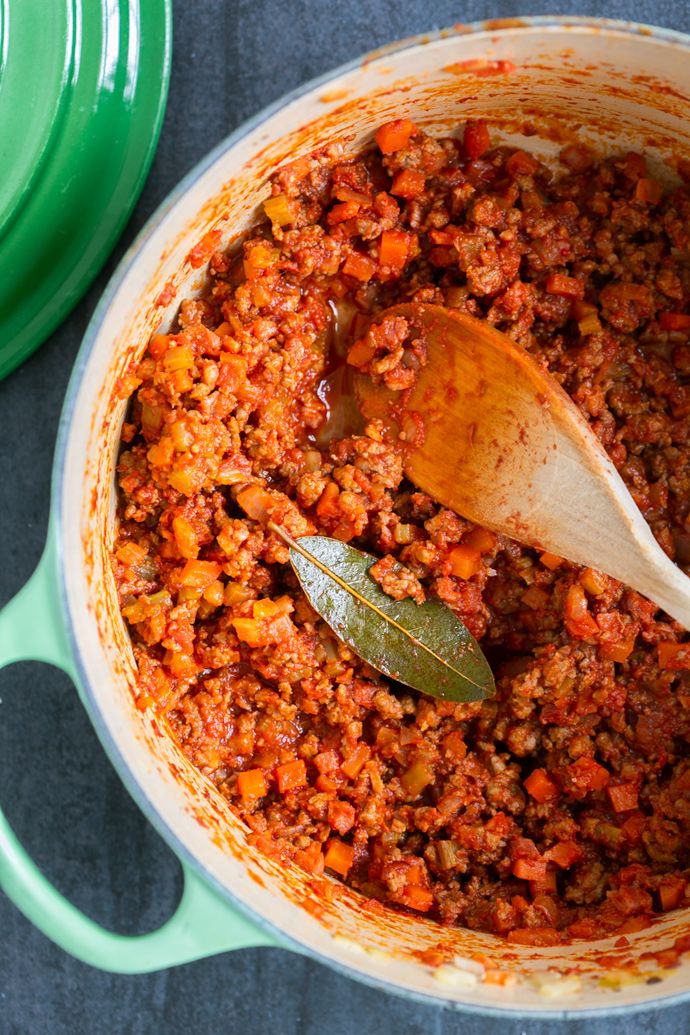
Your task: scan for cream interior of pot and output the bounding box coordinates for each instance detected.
[61,22,690,1012]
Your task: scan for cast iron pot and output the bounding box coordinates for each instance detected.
[2,17,690,1020]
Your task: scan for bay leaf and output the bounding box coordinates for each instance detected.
[269,523,495,703]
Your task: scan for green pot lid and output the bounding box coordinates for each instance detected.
[0,0,171,380]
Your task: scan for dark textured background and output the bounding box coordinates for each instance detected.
[2,1,690,1032]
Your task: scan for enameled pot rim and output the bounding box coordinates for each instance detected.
[52,15,690,1018]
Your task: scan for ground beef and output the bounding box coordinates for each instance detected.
[113,117,690,945]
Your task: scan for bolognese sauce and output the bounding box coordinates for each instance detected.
[112,119,690,944]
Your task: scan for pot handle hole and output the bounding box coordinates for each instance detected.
[0,530,279,971]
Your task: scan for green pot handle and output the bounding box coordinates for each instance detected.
[0,528,280,972]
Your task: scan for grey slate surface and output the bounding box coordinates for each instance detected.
[2,1,690,1032]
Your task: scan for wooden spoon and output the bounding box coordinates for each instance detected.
[356,302,690,630]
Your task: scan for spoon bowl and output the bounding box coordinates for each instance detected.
[356,303,690,630]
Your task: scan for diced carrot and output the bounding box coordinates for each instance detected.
[316,480,340,519]
[599,640,635,663]
[401,759,434,797]
[378,229,410,270]
[293,841,325,876]
[232,617,267,647]
[252,598,284,620]
[616,916,652,934]
[658,641,690,670]
[607,782,639,813]
[463,120,491,160]
[116,541,148,568]
[448,544,482,579]
[163,345,195,371]
[243,241,279,279]
[635,178,663,204]
[218,353,247,391]
[568,756,609,793]
[178,559,222,590]
[237,768,268,801]
[263,194,293,226]
[660,312,690,332]
[341,742,371,780]
[148,332,171,358]
[390,169,426,198]
[172,516,199,560]
[236,483,274,522]
[122,589,172,624]
[316,774,338,793]
[442,730,467,761]
[463,527,496,552]
[251,280,271,307]
[276,759,307,794]
[324,838,355,876]
[327,201,361,224]
[224,582,253,606]
[578,311,602,335]
[545,273,585,298]
[375,118,417,154]
[524,768,559,803]
[402,885,434,912]
[171,369,193,394]
[512,856,548,881]
[342,250,377,282]
[203,580,225,607]
[659,877,686,912]
[545,840,583,868]
[580,567,607,595]
[540,551,563,570]
[165,650,198,679]
[567,918,599,939]
[505,150,539,178]
[621,814,646,843]
[333,184,371,204]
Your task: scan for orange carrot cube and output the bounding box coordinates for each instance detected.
[448,544,482,580]
[342,251,377,282]
[237,768,268,801]
[524,768,559,803]
[390,169,426,198]
[375,118,417,154]
[658,641,690,670]
[276,759,307,794]
[607,782,639,813]
[324,838,355,876]
[378,229,410,270]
